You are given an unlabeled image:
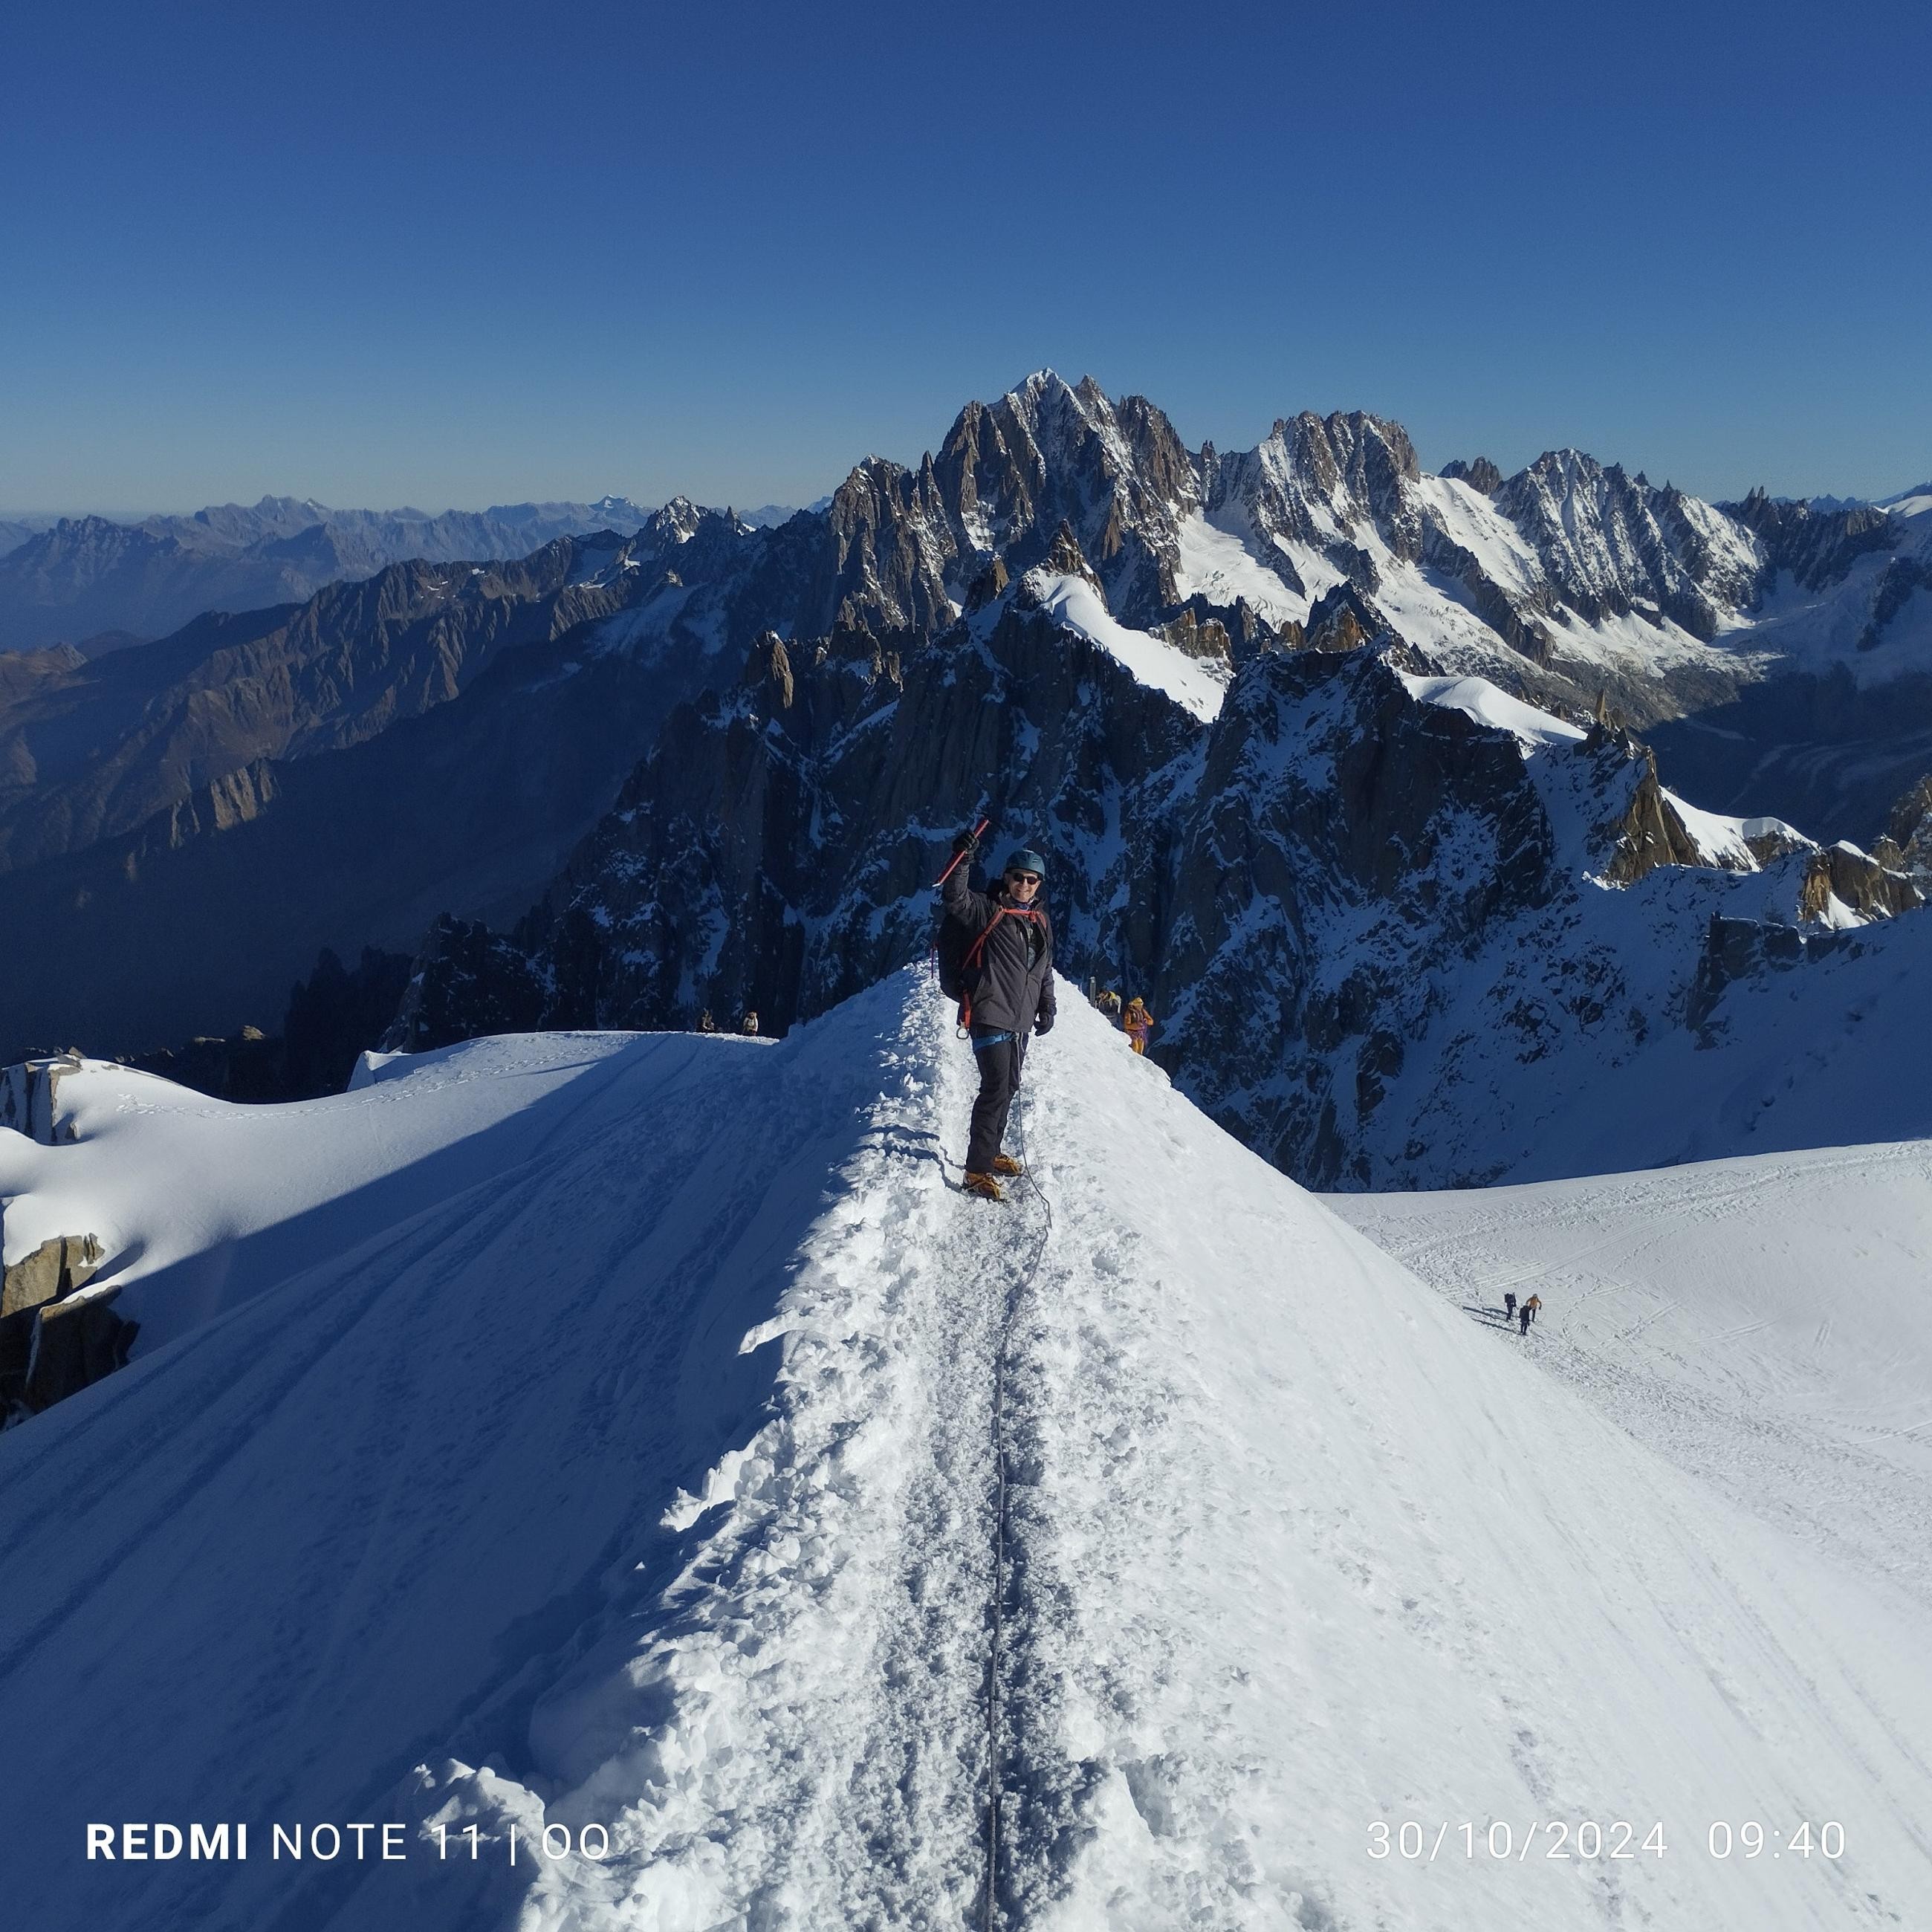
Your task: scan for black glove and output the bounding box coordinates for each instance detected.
[1034,1010,1055,1036]
[953,826,979,856]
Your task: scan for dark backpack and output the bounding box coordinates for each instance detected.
[935,885,976,998]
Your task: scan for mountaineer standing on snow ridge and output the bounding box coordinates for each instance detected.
[943,827,1056,1202]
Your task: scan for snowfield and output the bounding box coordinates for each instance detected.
[1331,1143,1932,1610]
[3,971,1931,1930]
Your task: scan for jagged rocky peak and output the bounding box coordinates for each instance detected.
[1595,733,1715,884]
[1202,407,1425,568]
[1725,485,1898,594]
[1491,449,1763,641]
[1303,581,1387,654]
[1031,521,1107,601]
[1795,841,1924,924]
[1441,456,1503,495]
[642,496,707,549]
[928,370,1197,623]
[964,553,1009,613]
[823,455,957,634]
[1874,773,1932,878]
[742,630,795,708]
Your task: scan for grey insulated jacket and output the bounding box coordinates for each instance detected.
[942,864,1057,1034]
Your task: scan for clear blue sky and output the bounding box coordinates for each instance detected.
[4,0,1928,513]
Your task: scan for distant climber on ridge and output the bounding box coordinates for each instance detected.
[1122,996,1154,1055]
[941,827,1056,1202]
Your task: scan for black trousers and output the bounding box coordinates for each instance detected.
[967,1029,1025,1173]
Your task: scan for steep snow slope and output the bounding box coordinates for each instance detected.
[1021,571,1230,719]
[2,974,1929,1931]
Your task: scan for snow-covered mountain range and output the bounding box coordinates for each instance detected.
[0,493,655,651]
[4,976,1929,1928]
[4,372,1931,1193]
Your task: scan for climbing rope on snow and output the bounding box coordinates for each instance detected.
[980,1072,1054,1931]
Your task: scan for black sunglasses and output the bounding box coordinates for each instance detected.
[1007,871,1041,885]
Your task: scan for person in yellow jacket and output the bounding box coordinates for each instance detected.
[1122,996,1153,1054]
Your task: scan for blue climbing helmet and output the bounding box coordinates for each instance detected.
[1002,848,1047,880]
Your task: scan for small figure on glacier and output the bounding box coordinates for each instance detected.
[941,826,1055,1202]
[1122,996,1154,1055]
[1519,1293,1541,1335]
[1503,1291,1517,1322]
[740,1011,759,1036]
[698,1009,717,1033]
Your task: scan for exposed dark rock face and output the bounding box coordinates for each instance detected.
[820,460,958,633]
[1598,737,1709,884]
[1794,843,1924,923]
[1156,606,1236,665]
[127,1026,285,1103]
[1302,582,1388,655]
[1203,409,1424,574]
[1857,557,1932,653]
[1,1053,80,1139]
[1726,487,1896,594]
[1874,774,1932,878]
[930,374,1199,623]
[10,1291,137,1414]
[0,1057,137,1420]
[1441,457,1503,495]
[2,1233,103,1319]
[282,947,416,1095]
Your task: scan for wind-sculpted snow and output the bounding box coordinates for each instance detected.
[4,972,1931,1929]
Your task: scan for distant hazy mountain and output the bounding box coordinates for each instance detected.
[0,494,655,651]
[0,516,59,560]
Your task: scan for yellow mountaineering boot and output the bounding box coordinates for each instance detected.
[962,1170,1005,1202]
[990,1154,1023,1177]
